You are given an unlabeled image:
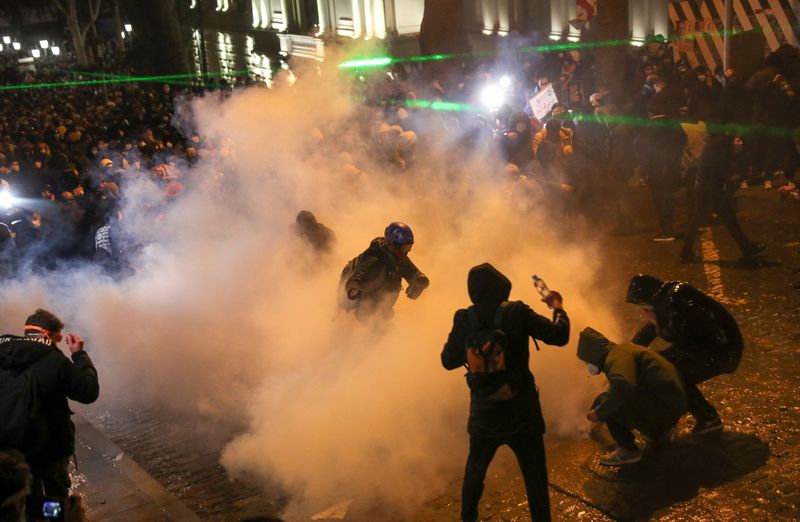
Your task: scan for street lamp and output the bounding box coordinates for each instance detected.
[2,36,9,44]
[51,46,60,56]
[39,40,49,49]
[12,42,20,50]
[31,49,41,58]
[124,24,132,32]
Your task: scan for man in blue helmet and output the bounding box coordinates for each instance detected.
[338,222,429,320]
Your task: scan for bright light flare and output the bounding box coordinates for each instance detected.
[499,75,512,89]
[481,85,504,110]
[124,24,133,32]
[12,42,20,50]
[51,46,60,56]
[39,40,49,49]
[31,49,40,58]
[0,191,14,209]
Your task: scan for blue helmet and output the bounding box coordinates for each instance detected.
[384,222,414,245]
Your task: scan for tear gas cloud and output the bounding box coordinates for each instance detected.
[0,54,622,517]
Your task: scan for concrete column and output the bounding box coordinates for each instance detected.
[498,0,510,34]
[550,0,564,38]
[251,0,261,26]
[382,0,397,36]
[351,0,364,37]
[651,0,669,38]
[260,0,271,28]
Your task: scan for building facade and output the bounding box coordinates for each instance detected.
[189,0,800,79]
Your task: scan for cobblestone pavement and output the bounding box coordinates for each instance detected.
[85,184,799,521]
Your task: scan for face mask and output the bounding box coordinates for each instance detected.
[587,363,601,376]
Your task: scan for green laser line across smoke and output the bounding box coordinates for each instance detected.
[0,70,251,91]
[338,29,761,69]
[397,98,796,138]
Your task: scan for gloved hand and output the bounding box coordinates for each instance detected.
[406,279,426,299]
[543,291,563,309]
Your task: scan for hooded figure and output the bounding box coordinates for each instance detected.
[499,112,534,168]
[441,263,569,522]
[294,210,335,254]
[627,276,743,435]
[578,327,686,466]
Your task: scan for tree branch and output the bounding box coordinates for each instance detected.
[81,0,102,38]
[52,0,67,16]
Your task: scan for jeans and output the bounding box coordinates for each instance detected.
[461,432,551,522]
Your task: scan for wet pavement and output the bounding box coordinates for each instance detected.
[78,183,799,521]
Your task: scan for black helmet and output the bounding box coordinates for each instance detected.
[626,274,664,305]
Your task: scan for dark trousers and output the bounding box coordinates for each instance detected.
[682,183,751,257]
[659,345,721,422]
[647,167,677,236]
[461,432,551,522]
[27,457,71,522]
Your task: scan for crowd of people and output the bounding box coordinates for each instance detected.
[0,38,799,277]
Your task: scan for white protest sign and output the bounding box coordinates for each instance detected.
[529,84,560,121]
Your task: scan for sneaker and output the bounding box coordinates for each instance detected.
[691,416,723,435]
[599,445,642,466]
[651,235,676,242]
[764,180,773,190]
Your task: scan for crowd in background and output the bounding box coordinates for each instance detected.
[1,36,799,279]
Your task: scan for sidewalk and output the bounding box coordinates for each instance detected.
[70,414,201,522]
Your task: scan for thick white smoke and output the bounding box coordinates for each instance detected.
[0,54,621,518]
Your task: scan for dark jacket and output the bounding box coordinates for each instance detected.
[631,281,743,374]
[0,335,99,462]
[441,263,569,437]
[636,115,686,179]
[344,237,429,318]
[499,112,534,168]
[577,328,686,436]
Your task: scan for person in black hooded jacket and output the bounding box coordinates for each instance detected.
[0,309,99,520]
[441,263,569,522]
[627,275,742,435]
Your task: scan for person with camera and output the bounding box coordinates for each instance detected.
[0,449,88,522]
[0,309,99,521]
[440,263,569,522]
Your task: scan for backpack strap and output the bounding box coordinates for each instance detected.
[466,306,481,332]
[493,302,508,330]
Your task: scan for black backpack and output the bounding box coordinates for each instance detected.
[464,302,516,401]
[0,348,48,456]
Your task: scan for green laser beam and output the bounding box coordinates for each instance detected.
[573,111,797,138]
[395,97,796,137]
[0,70,252,91]
[338,29,763,69]
[67,69,201,88]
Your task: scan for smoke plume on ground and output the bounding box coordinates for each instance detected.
[0,56,622,518]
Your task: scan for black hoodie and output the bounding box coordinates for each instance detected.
[0,334,99,462]
[441,263,569,436]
